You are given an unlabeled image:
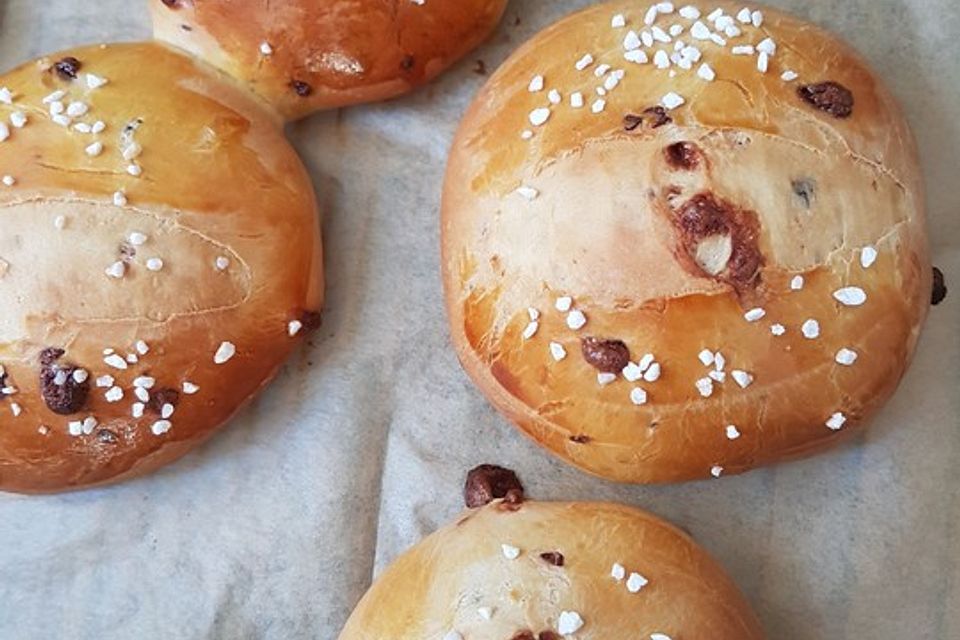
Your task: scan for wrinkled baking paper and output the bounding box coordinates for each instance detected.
[0,1,957,638]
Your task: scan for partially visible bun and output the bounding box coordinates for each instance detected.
[0,42,322,492]
[150,0,509,121]
[340,499,764,639]
[442,0,930,483]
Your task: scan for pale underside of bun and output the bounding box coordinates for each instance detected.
[0,42,322,493]
[442,0,930,483]
[339,500,765,639]
[149,0,510,121]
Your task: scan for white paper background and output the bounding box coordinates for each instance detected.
[0,1,957,638]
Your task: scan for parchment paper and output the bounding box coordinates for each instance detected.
[0,1,957,638]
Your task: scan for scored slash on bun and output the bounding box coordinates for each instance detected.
[149,0,510,121]
[339,465,765,639]
[0,43,322,492]
[442,0,931,483]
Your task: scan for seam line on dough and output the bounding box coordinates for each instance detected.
[0,196,255,322]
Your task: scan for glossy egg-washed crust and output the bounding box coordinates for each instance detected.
[0,43,322,493]
[442,1,930,483]
[149,0,509,121]
[340,500,764,639]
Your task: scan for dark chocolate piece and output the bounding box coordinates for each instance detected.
[798,81,854,119]
[54,57,81,81]
[932,267,947,306]
[290,80,313,97]
[664,141,702,170]
[38,348,90,415]
[581,337,630,374]
[464,464,524,508]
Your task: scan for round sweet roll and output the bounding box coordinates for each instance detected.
[339,465,764,639]
[442,1,931,483]
[149,0,510,120]
[0,42,322,492]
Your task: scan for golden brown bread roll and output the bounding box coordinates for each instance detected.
[340,465,764,639]
[442,1,931,483]
[0,42,322,492]
[149,0,510,121]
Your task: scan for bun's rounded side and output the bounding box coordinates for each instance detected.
[340,500,764,639]
[0,42,322,492]
[442,0,930,483]
[150,0,509,120]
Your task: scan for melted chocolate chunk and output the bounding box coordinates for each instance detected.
[161,0,181,7]
[675,192,764,287]
[678,194,729,236]
[580,337,630,373]
[569,435,591,444]
[539,552,565,567]
[539,633,559,640]
[624,106,673,132]
[791,178,816,209]
[643,105,672,128]
[798,82,854,119]
[932,267,947,306]
[39,347,65,367]
[664,141,702,170]
[39,348,90,415]
[464,465,524,508]
[290,80,313,97]
[400,55,415,71]
[727,240,763,285]
[54,57,82,81]
[623,114,644,132]
[147,387,180,414]
[473,60,487,76]
[511,633,535,640]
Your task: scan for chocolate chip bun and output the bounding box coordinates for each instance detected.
[442,1,931,483]
[339,465,764,639]
[150,0,509,121]
[0,42,322,493]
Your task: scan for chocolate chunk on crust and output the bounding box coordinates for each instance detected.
[581,337,630,373]
[624,106,672,131]
[464,464,524,508]
[932,267,947,306]
[290,80,313,97]
[798,81,854,118]
[642,105,672,128]
[53,57,81,81]
[147,387,180,414]
[39,348,90,415]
